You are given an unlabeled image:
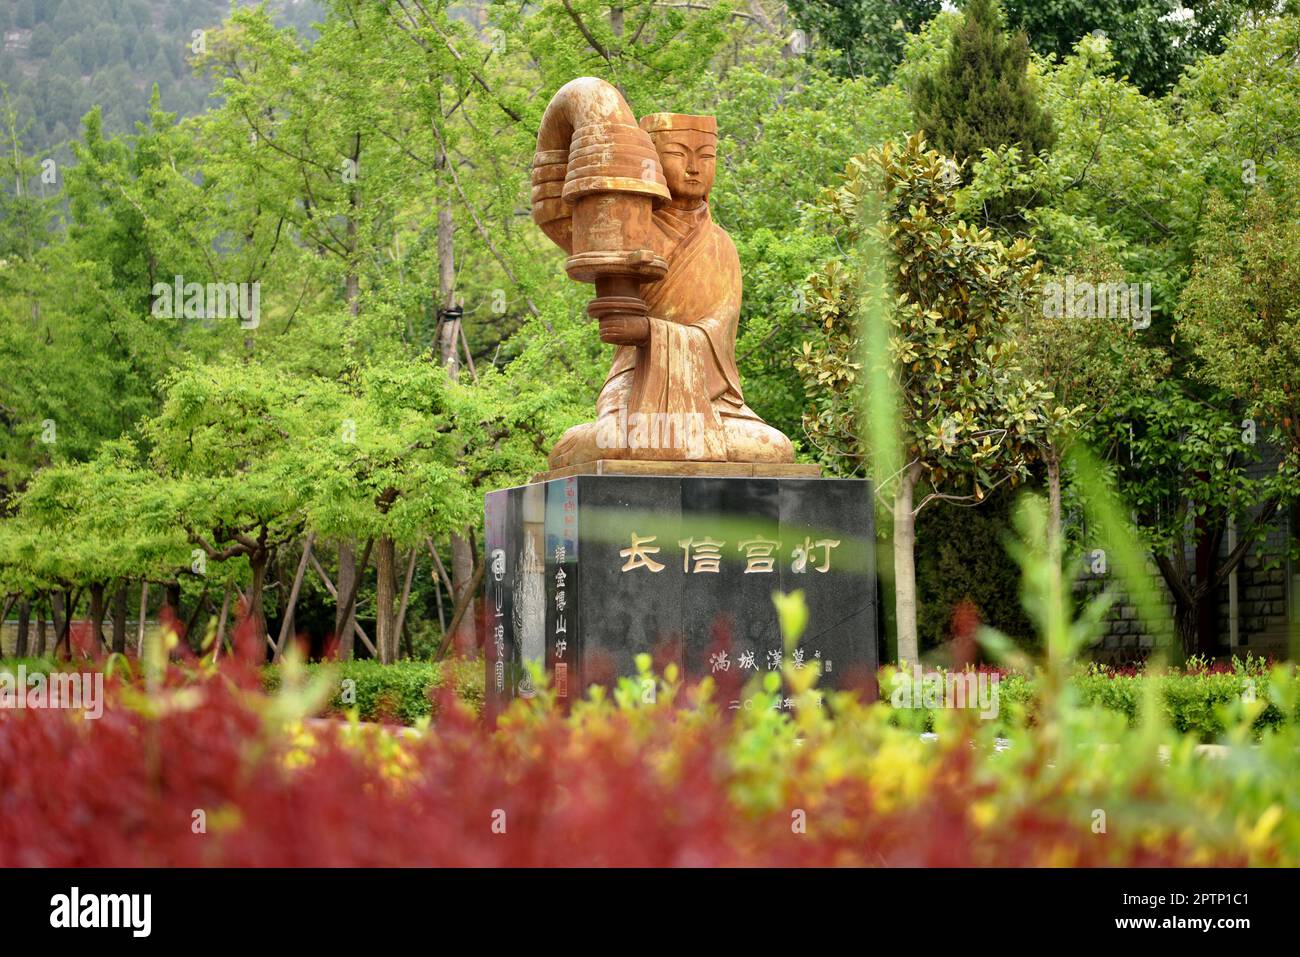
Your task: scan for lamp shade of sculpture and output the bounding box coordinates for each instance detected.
[532,77,796,470]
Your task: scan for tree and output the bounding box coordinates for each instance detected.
[142,365,316,653]
[28,25,55,60]
[798,133,1049,662]
[302,362,478,663]
[200,2,438,654]
[1177,176,1300,653]
[787,0,942,80]
[1002,0,1270,97]
[1016,250,1167,542]
[0,441,189,657]
[910,0,1054,167]
[709,43,913,443]
[1095,383,1292,659]
[1180,180,1300,465]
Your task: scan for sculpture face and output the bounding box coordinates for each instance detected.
[652,130,716,204]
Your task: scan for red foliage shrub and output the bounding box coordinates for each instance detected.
[0,658,1244,867]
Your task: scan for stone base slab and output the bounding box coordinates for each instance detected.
[484,473,877,718]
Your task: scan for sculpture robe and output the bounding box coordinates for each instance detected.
[551,202,792,468]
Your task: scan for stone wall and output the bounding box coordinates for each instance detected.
[1073,446,1294,662]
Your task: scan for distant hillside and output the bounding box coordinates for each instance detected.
[0,0,323,152]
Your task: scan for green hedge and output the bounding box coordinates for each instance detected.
[1075,672,1292,740]
[0,657,485,725]
[260,659,484,724]
[2,656,1293,738]
[885,670,1297,742]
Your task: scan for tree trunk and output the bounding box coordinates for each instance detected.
[426,105,480,372]
[437,561,487,661]
[57,589,75,658]
[49,591,64,640]
[893,464,921,665]
[436,132,458,369]
[335,542,357,660]
[136,580,148,655]
[89,582,107,652]
[394,548,418,659]
[346,131,361,322]
[375,535,398,664]
[1174,599,1198,663]
[15,599,30,657]
[215,583,232,660]
[0,596,11,656]
[165,581,181,618]
[248,553,269,658]
[432,146,478,654]
[346,259,359,319]
[1193,517,1219,657]
[450,533,476,652]
[432,562,447,633]
[35,610,45,657]
[336,537,374,658]
[184,585,210,650]
[111,583,128,654]
[1046,453,1062,548]
[274,533,314,660]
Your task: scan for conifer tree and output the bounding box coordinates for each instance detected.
[911,0,1054,166]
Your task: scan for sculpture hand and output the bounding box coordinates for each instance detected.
[599,314,651,346]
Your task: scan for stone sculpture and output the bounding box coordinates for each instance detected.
[531,77,796,469]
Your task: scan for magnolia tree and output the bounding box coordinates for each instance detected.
[798,133,1049,663]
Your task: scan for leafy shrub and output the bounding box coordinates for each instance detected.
[0,650,1296,866]
[877,665,1296,742]
[914,491,1032,653]
[5,653,1289,739]
[260,659,483,724]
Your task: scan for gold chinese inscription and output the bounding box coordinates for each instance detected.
[619,532,666,573]
[679,537,724,573]
[618,533,840,574]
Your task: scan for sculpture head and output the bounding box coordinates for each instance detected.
[640,113,717,205]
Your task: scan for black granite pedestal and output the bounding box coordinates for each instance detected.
[483,474,876,718]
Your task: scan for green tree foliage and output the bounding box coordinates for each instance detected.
[1016,249,1167,540]
[787,0,941,80]
[1179,168,1300,478]
[706,34,913,445]
[1001,0,1271,97]
[495,0,732,112]
[1092,383,1294,659]
[910,0,1054,167]
[798,133,1050,662]
[915,487,1032,651]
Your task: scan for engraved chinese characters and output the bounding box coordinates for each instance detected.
[488,546,506,693]
[617,532,841,575]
